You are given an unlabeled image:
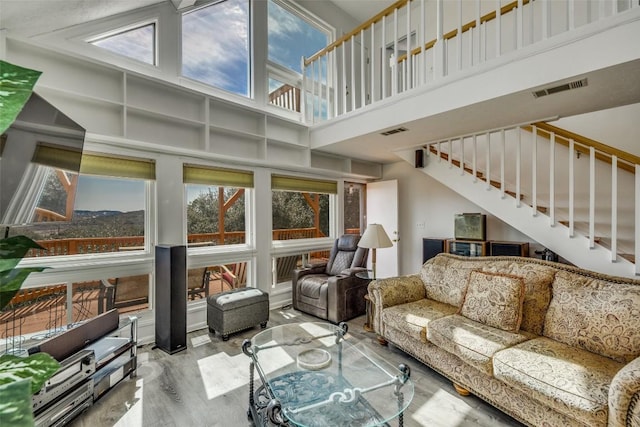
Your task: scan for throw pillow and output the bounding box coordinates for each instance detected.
[459,270,525,332]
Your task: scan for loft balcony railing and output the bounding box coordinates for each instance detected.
[421,120,640,272]
[301,0,638,123]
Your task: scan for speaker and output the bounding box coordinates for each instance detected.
[155,245,187,354]
[415,149,425,168]
[422,238,447,263]
[489,241,530,257]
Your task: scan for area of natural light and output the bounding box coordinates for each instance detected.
[411,389,472,426]
[90,23,155,65]
[197,343,293,400]
[182,0,250,96]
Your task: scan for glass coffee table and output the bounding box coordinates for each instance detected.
[242,322,413,426]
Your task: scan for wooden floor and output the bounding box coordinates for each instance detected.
[69,308,524,427]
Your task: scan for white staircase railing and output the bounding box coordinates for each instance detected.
[302,0,638,124]
[396,121,639,277]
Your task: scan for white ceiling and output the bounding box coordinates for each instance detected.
[0,0,389,37]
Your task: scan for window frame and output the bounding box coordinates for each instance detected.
[85,19,159,66]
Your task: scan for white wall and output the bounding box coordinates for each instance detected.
[382,160,544,275]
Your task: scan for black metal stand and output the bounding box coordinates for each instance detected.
[242,323,410,427]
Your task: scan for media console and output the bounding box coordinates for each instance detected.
[25,309,137,427]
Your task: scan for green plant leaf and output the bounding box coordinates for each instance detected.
[0,60,42,135]
[0,378,34,427]
[0,236,45,272]
[0,353,60,394]
[0,267,47,310]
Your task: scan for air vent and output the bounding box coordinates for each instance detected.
[533,78,588,98]
[380,127,408,136]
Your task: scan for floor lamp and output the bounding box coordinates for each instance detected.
[358,224,393,279]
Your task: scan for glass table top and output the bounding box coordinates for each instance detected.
[246,322,413,427]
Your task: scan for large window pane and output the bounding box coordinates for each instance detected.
[182,0,250,96]
[10,175,147,257]
[186,185,246,247]
[268,0,329,74]
[272,191,329,240]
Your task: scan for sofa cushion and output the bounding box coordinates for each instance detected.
[427,314,532,376]
[420,256,473,307]
[459,270,525,332]
[382,299,457,342]
[544,270,640,363]
[493,337,624,427]
[480,261,555,335]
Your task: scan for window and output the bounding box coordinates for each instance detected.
[182,0,250,97]
[267,0,329,74]
[184,165,253,247]
[344,182,364,235]
[89,23,156,65]
[10,154,155,257]
[271,175,335,241]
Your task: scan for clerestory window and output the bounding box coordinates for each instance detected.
[89,22,156,65]
[181,0,250,97]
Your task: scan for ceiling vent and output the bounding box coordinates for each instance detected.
[533,78,588,98]
[380,127,408,136]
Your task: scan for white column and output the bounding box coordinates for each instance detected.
[532,125,537,216]
[589,146,595,248]
[611,156,618,262]
[516,127,521,207]
[549,132,555,226]
[569,139,575,237]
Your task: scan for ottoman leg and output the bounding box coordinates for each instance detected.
[208,327,215,334]
[260,322,267,329]
[222,334,230,341]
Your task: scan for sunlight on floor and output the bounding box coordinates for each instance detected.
[190,334,211,348]
[113,378,144,427]
[411,389,472,426]
[197,343,294,400]
[278,309,300,320]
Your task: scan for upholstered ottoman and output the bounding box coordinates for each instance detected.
[207,288,269,340]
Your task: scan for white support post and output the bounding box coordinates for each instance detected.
[542,0,550,39]
[516,0,523,49]
[495,0,501,57]
[486,132,491,190]
[476,0,482,63]
[611,156,618,262]
[457,0,463,71]
[382,15,387,100]
[568,0,575,30]
[636,165,640,273]
[310,60,317,123]
[421,0,426,84]
[361,29,366,108]
[500,129,505,198]
[472,134,478,182]
[351,37,356,112]
[341,44,347,115]
[589,146,596,249]
[437,141,442,162]
[569,139,575,237]
[318,58,324,121]
[371,23,376,104]
[327,52,333,119]
[407,0,412,89]
[393,8,399,96]
[460,137,465,175]
[532,125,537,216]
[448,139,453,168]
[549,132,555,226]
[516,127,521,207]
[435,0,445,78]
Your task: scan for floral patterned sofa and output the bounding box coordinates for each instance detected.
[368,253,640,427]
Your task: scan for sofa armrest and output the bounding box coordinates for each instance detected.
[368,274,426,335]
[609,356,640,427]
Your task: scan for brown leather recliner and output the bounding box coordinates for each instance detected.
[292,235,369,323]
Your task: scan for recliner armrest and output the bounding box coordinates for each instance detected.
[340,267,367,277]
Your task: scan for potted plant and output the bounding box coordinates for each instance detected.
[0,236,60,426]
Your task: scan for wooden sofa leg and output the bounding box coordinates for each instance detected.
[453,383,471,396]
[376,335,388,346]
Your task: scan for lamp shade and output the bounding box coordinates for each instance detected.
[358,224,393,249]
